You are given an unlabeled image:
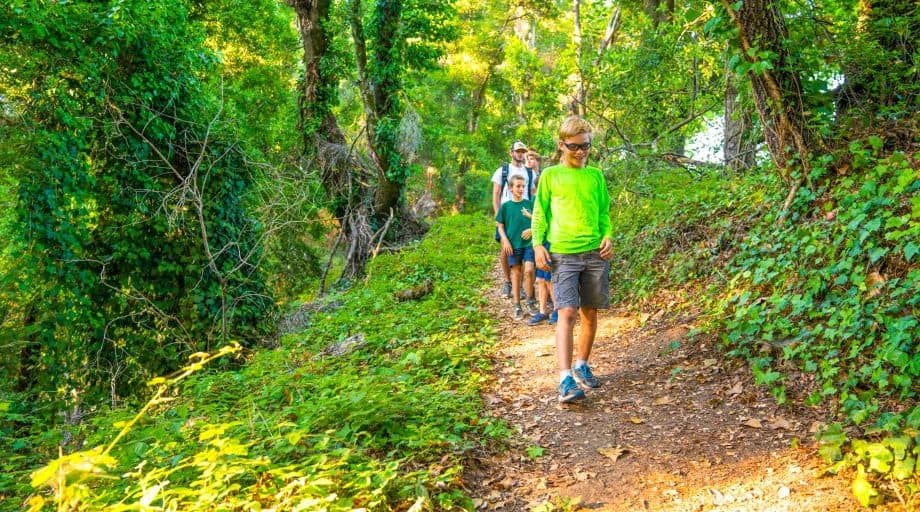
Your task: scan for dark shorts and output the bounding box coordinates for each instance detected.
[535,242,551,280]
[494,226,501,242]
[508,246,535,267]
[551,250,610,310]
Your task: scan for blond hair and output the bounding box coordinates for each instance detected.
[558,115,593,140]
[526,150,542,163]
[508,174,526,185]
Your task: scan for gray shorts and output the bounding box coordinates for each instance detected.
[551,250,611,310]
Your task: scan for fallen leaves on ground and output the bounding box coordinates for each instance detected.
[598,446,629,462]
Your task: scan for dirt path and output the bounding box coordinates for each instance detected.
[464,287,903,511]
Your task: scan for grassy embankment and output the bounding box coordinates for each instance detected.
[8,214,509,511]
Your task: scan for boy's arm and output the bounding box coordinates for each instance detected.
[492,182,502,215]
[531,184,551,271]
[597,171,613,259]
[531,176,549,248]
[496,222,513,255]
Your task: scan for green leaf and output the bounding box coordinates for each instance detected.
[892,456,916,480]
[526,445,545,459]
[285,431,302,445]
[852,465,878,507]
[905,242,918,262]
[868,247,887,263]
[866,443,893,473]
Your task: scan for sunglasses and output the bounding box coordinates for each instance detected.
[562,141,592,151]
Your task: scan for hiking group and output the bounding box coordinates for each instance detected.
[493,116,612,403]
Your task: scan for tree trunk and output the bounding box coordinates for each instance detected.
[454,158,470,213]
[723,70,756,173]
[455,63,495,213]
[572,0,586,116]
[349,0,410,223]
[722,0,819,187]
[289,0,345,151]
[290,0,372,283]
[644,0,673,28]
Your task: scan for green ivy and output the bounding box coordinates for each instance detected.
[0,0,273,411]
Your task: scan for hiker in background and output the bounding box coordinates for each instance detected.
[527,236,557,326]
[522,151,556,326]
[492,141,536,299]
[531,116,613,403]
[526,149,543,188]
[496,175,538,320]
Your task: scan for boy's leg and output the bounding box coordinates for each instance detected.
[523,261,537,314]
[555,307,578,370]
[536,278,548,313]
[496,227,511,297]
[510,264,522,308]
[524,266,535,301]
[576,307,598,361]
[551,252,583,371]
[511,263,524,320]
[523,247,536,302]
[571,250,610,388]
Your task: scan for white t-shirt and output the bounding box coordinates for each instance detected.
[491,163,534,204]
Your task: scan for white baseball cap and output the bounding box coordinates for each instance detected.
[511,141,527,151]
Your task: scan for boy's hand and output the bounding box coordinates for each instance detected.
[521,228,532,240]
[501,239,513,256]
[521,207,532,219]
[534,244,551,271]
[599,237,613,260]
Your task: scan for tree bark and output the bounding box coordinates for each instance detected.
[644,0,674,28]
[289,0,346,150]
[455,63,495,213]
[454,158,470,213]
[349,0,408,222]
[289,0,371,282]
[572,0,586,116]
[722,0,819,189]
[723,69,756,173]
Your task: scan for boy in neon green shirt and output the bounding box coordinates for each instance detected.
[531,116,613,403]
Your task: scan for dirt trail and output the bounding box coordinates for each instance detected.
[464,288,902,511]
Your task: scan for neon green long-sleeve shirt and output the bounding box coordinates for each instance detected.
[530,164,612,254]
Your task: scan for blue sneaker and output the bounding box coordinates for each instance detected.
[548,310,558,325]
[558,375,586,403]
[527,312,549,325]
[572,363,600,389]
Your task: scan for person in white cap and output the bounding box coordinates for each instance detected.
[492,141,537,304]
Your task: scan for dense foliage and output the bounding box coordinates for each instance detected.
[0,1,274,408]
[10,215,505,511]
[0,0,917,508]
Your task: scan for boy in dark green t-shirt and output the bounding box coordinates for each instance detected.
[496,175,537,320]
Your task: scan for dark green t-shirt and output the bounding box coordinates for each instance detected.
[496,198,534,249]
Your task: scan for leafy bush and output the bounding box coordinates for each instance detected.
[602,142,918,505]
[0,0,274,408]
[13,214,509,511]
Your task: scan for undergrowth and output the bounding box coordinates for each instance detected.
[4,214,509,511]
[607,139,919,507]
